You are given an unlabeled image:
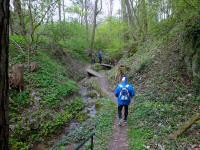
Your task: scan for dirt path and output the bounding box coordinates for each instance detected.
[92,69,129,150]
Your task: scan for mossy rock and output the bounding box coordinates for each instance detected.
[76,112,88,122]
[87,90,100,98]
[95,103,101,110]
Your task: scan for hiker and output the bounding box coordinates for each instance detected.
[114,76,135,125]
[98,50,103,64]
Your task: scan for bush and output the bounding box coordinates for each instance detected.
[39,22,88,60]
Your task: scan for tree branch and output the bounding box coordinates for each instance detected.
[96,0,102,15]
[34,0,59,31]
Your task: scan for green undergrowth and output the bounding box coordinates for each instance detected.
[9,35,83,149]
[128,85,199,149]
[107,39,160,84]
[52,98,116,150]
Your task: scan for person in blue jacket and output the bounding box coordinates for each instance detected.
[114,76,135,125]
[98,50,103,64]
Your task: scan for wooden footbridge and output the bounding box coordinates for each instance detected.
[100,63,113,69]
[86,63,113,77]
[86,68,102,77]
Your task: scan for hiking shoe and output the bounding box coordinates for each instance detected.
[124,120,128,124]
[118,119,123,126]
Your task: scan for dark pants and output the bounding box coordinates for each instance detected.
[118,105,128,121]
[99,57,102,64]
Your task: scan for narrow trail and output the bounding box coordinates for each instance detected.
[99,76,129,150]
[87,66,129,150]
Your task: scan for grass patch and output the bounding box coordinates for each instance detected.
[94,99,116,150]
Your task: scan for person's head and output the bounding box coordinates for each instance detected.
[121,76,128,84]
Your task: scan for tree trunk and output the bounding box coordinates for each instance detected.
[58,0,62,22]
[62,0,65,22]
[80,2,84,25]
[13,0,26,35]
[0,0,9,149]
[124,0,134,26]
[28,0,34,66]
[121,0,128,22]
[90,0,102,55]
[139,0,148,41]
[10,13,14,35]
[129,0,140,27]
[84,0,89,43]
[121,0,129,44]
[109,0,113,17]
[90,0,99,50]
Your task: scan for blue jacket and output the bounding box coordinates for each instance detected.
[98,51,103,58]
[114,77,135,106]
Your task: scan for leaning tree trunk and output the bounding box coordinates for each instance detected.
[0,0,9,149]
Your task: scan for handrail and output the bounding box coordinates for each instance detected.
[75,132,95,150]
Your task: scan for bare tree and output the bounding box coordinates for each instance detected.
[13,0,26,35]
[27,0,58,65]
[90,0,102,50]
[0,0,9,149]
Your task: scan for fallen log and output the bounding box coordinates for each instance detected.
[169,113,200,140]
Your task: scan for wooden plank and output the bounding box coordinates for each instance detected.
[86,68,102,77]
[100,63,113,68]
